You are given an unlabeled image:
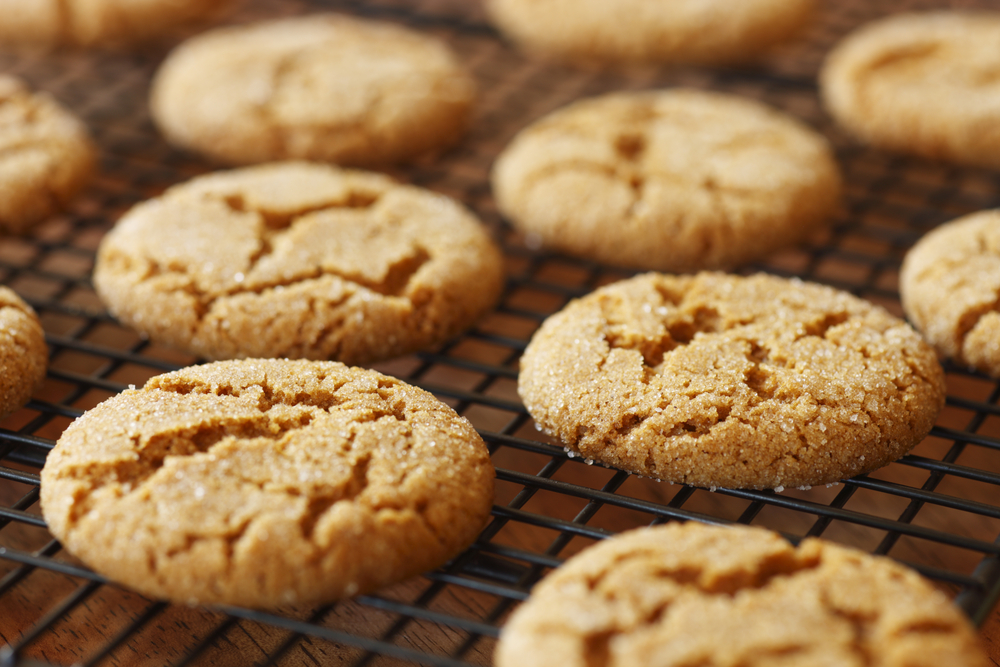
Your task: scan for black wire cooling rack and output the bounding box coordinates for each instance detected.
[3,0,1000,665]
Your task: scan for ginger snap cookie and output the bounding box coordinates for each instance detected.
[900,210,1000,378]
[0,287,47,418]
[93,161,505,365]
[150,13,476,167]
[0,75,94,234]
[518,272,944,490]
[492,89,841,273]
[495,522,989,667]
[821,11,1000,169]
[40,359,495,609]
[0,0,234,49]
[486,0,813,66]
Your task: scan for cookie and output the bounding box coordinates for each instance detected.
[40,359,495,609]
[495,522,989,667]
[900,210,1000,378]
[0,0,235,48]
[150,13,476,167]
[93,161,505,365]
[820,11,1000,169]
[518,272,944,490]
[0,287,47,418]
[486,0,813,65]
[492,89,841,272]
[0,75,94,233]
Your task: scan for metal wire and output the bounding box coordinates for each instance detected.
[2,0,1000,665]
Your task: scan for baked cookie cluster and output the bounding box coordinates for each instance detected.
[3,1,994,661]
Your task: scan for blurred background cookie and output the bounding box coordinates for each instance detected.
[0,0,236,49]
[492,89,841,272]
[496,523,990,667]
[0,75,94,234]
[485,0,814,65]
[901,210,1000,378]
[150,13,476,166]
[0,286,47,419]
[821,11,1000,169]
[93,161,505,365]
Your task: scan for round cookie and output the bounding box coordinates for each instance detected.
[518,272,944,490]
[486,0,814,66]
[900,210,1000,378]
[0,75,94,233]
[492,89,841,272]
[821,11,1000,169]
[0,0,236,49]
[40,359,496,609]
[93,161,505,365]
[495,523,989,667]
[150,13,476,167]
[0,287,47,418]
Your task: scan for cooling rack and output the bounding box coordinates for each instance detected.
[3,0,1000,665]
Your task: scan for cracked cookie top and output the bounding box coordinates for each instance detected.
[0,286,47,418]
[518,272,944,490]
[821,11,1000,169]
[0,75,94,233]
[150,13,476,166]
[93,161,505,365]
[495,523,988,667]
[491,89,841,273]
[901,209,1000,378]
[40,359,496,609]
[0,0,234,48]
[486,0,813,66]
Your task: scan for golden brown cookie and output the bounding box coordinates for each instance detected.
[518,272,944,490]
[821,11,1000,169]
[492,89,841,272]
[150,13,476,167]
[486,0,813,65]
[93,161,505,365]
[0,286,47,418]
[0,0,235,49]
[40,359,496,609]
[0,75,94,233]
[495,523,989,667]
[900,210,1000,378]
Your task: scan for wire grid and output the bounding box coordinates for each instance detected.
[2,0,1000,665]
